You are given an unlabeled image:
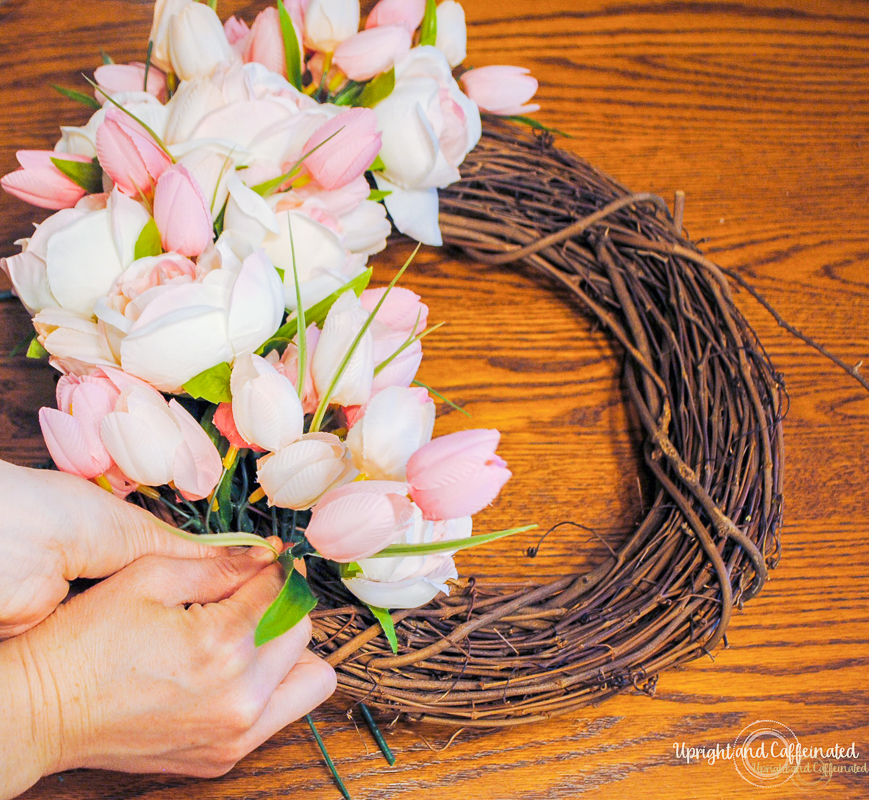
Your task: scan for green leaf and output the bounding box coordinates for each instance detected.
[51,84,101,110]
[502,114,573,139]
[133,217,162,260]
[369,154,386,172]
[412,378,472,417]
[420,0,437,46]
[368,605,398,654]
[215,455,239,532]
[255,563,318,647]
[278,1,303,91]
[258,268,372,355]
[183,362,232,404]
[358,67,395,108]
[213,199,227,238]
[369,525,538,558]
[288,219,307,399]
[309,246,419,431]
[332,81,363,106]
[100,48,114,65]
[367,188,391,202]
[26,338,49,359]
[50,157,102,194]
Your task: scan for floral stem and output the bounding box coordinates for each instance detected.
[306,714,352,800]
[359,703,395,766]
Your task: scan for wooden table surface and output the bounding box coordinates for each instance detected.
[2,0,868,797]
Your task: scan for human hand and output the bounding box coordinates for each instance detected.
[0,459,219,638]
[0,548,335,796]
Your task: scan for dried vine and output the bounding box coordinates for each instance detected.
[304,119,789,727]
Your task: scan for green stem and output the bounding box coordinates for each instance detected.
[306,714,352,800]
[359,704,395,766]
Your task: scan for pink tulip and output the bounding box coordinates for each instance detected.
[305,480,415,561]
[303,108,382,191]
[266,324,321,415]
[371,329,422,394]
[94,63,168,103]
[224,15,251,49]
[460,66,540,116]
[96,107,172,197]
[362,286,428,335]
[1,151,91,210]
[334,25,411,82]
[244,7,289,76]
[365,0,425,31]
[153,164,213,257]
[407,429,511,520]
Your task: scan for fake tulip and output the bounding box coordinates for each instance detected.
[100,384,222,500]
[435,1,467,68]
[1,151,91,210]
[257,432,358,510]
[460,65,540,115]
[244,7,296,76]
[365,0,425,31]
[334,25,411,81]
[149,0,193,72]
[229,354,305,452]
[153,164,213,257]
[169,2,234,81]
[346,386,435,480]
[305,480,415,561]
[94,63,167,103]
[337,199,391,256]
[311,291,374,407]
[361,286,428,335]
[407,429,511,520]
[304,0,360,51]
[371,330,422,394]
[265,324,321,414]
[303,108,382,191]
[213,401,264,451]
[342,508,472,608]
[96,107,172,198]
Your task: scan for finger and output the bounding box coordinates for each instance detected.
[218,560,289,624]
[239,651,337,755]
[252,615,313,697]
[137,550,277,607]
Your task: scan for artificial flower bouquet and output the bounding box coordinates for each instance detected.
[1,0,541,644]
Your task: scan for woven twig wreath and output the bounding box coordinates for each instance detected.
[306,119,785,727]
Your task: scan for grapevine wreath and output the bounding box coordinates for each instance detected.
[304,119,786,726]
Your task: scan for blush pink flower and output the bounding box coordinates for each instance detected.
[244,7,291,76]
[406,429,512,520]
[96,107,172,197]
[1,151,92,210]
[153,163,213,257]
[305,480,415,561]
[460,65,540,116]
[303,108,382,191]
[94,63,168,103]
[334,25,411,81]
[365,0,425,31]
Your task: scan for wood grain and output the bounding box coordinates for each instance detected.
[2,0,868,797]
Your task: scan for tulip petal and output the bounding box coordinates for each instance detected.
[168,399,222,499]
[374,175,442,246]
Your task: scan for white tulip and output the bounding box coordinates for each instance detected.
[338,200,391,256]
[169,3,234,81]
[100,384,222,499]
[149,0,193,72]
[346,386,435,480]
[435,1,467,68]
[229,354,305,452]
[342,506,470,608]
[304,0,361,52]
[94,248,284,392]
[33,307,119,376]
[257,432,358,510]
[163,77,226,145]
[311,291,374,407]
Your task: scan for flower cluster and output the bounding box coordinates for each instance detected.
[1,0,536,618]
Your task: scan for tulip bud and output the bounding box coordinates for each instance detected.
[347,386,435,480]
[460,65,540,116]
[311,291,374,407]
[365,0,425,31]
[303,108,382,191]
[265,324,321,414]
[1,151,91,210]
[407,429,511,520]
[361,286,428,335]
[305,480,415,561]
[257,432,358,510]
[334,25,411,81]
[100,385,222,500]
[338,199,391,256]
[213,402,265,451]
[149,0,193,72]
[245,7,296,77]
[94,63,167,103]
[96,107,172,197]
[153,164,213,257]
[230,354,305,453]
[224,15,251,52]
[304,0,360,51]
[169,2,234,81]
[371,331,422,394]
[435,1,467,68]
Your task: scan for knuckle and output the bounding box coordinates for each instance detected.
[226,694,263,733]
